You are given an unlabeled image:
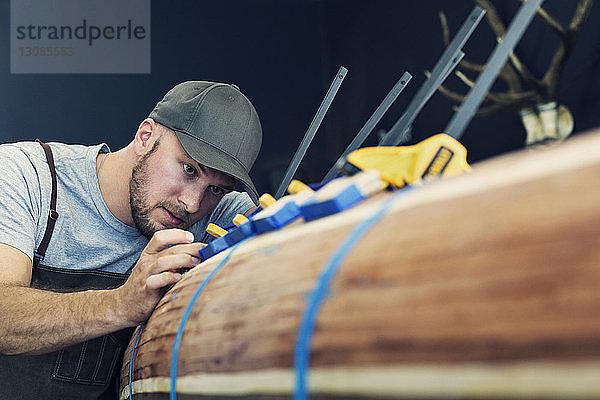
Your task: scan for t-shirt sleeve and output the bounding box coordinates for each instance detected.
[0,146,43,263]
[190,191,254,244]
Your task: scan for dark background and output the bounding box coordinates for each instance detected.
[2,1,599,195]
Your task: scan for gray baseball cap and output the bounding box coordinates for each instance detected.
[149,81,262,204]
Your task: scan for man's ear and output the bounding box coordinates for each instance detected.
[133,118,158,156]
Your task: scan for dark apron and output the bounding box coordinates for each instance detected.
[0,141,134,400]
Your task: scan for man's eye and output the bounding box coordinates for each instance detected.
[208,185,224,196]
[183,163,196,176]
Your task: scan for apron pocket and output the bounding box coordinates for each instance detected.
[51,333,122,386]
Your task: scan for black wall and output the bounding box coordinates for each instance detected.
[2,1,599,194]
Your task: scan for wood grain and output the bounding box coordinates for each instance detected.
[120,130,600,399]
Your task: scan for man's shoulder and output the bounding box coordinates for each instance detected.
[0,141,44,163]
[0,141,106,167]
[0,142,48,186]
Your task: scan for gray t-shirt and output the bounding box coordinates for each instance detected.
[0,141,254,274]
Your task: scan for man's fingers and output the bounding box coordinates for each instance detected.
[156,253,201,273]
[144,229,195,254]
[146,271,182,290]
[161,242,207,258]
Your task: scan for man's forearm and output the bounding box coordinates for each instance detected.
[0,285,130,355]
[0,229,205,356]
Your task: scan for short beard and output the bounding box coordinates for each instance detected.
[129,139,163,239]
[129,137,195,239]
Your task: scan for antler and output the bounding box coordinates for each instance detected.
[436,0,595,118]
[541,0,595,99]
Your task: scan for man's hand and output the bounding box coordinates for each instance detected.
[115,229,204,325]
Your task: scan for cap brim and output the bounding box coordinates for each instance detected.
[174,130,259,204]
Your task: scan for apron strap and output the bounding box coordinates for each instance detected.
[34,139,59,268]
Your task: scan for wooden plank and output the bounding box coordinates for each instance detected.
[120,129,600,399]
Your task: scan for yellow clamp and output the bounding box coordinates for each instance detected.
[347,133,470,188]
[258,193,277,209]
[206,223,228,238]
[232,214,249,226]
[288,179,313,195]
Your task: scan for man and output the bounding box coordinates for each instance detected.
[0,81,262,399]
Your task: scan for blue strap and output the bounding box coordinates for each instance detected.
[294,189,406,399]
[170,241,244,400]
[129,323,144,399]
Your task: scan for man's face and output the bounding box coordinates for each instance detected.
[129,131,236,239]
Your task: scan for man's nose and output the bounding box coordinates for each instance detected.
[178,185,203,214]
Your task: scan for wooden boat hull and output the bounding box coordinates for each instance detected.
[120,130,600,399]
